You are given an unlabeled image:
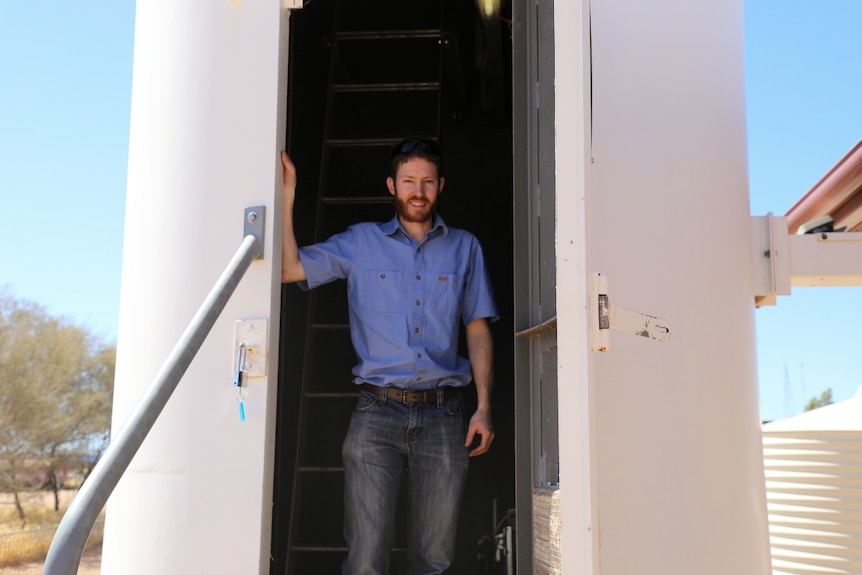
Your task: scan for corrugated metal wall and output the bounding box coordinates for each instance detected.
[763,394,862,575]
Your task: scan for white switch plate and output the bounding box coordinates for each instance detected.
[233,319,268,378]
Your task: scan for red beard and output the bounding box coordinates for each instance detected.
[394,195,437,223]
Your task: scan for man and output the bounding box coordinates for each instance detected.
[281,137,497,575]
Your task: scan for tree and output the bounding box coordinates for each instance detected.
[804,388,833,412]
[0,290,115,525]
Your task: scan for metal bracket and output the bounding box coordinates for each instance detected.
[244,206,266,261]
[591,273,670,352]
[750,213,791,307]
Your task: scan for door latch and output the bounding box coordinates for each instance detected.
[232,318,268,384]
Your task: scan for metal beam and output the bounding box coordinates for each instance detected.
[790,232,862,287]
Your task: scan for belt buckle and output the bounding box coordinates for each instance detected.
[401,389,427,404]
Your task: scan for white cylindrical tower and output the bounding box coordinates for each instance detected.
[103,2,289,573]
[555,1,772,573]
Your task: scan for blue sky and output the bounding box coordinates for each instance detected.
[1,1,860,422]
[746,0,862,420]
[0,0,134,342]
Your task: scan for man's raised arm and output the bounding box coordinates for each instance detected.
[281,151,306,284]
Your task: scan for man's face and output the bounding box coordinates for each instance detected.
[387,157,445,224]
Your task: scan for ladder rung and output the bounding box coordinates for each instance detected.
[321,196,392,205]
[332,82,439,93]
[305,392,358,400]
[326,137,401,148]
[299,466,345,473]
[310,323,350,330]
[333,29,445,41]
[291,545,348,553]
[291,545,408,553]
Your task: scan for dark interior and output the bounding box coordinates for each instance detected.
[271,1,515,572]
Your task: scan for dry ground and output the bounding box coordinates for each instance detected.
[0,491,102,574]
[0,491,78,531]
[0,544,101,575]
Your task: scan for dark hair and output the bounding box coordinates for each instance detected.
[388,137,443,179]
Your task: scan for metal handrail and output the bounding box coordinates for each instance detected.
[43,224,264,575]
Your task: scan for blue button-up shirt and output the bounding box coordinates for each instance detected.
[298,215,498,389]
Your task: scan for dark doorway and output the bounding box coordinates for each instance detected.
[271,1,515,573]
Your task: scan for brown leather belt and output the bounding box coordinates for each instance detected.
[360,383,460,404]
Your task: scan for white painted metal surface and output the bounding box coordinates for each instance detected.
[789,232,862,287]
[104,1,289,573]
[751,214,792,307]
[763,389,862,575]
[556,0,772,573]
[554,0,595,572]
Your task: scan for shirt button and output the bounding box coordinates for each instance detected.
[416,377,422,382]
[417,353,423,359]
[415,300,421,306]
[416,275,421,280]
[417,247,422,253]
[414,327,420,333]
[380,273,386,279]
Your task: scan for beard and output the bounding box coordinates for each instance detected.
[394,195,437,223]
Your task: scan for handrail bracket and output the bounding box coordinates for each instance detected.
[244,206,266,260]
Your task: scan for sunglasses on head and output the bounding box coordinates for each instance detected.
[391,138,441,159]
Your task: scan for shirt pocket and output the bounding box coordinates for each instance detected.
[430,273,462,317]
[358,269,403,313]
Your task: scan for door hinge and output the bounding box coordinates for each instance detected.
[591,273,670,352]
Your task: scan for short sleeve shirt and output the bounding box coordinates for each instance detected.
[298,215,498,389]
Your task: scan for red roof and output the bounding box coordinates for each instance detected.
[785,139,862,234]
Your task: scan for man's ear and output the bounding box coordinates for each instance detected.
[386,176,395,196]
[439,177,445,194]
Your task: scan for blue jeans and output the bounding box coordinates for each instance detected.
[342,388,469,575]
